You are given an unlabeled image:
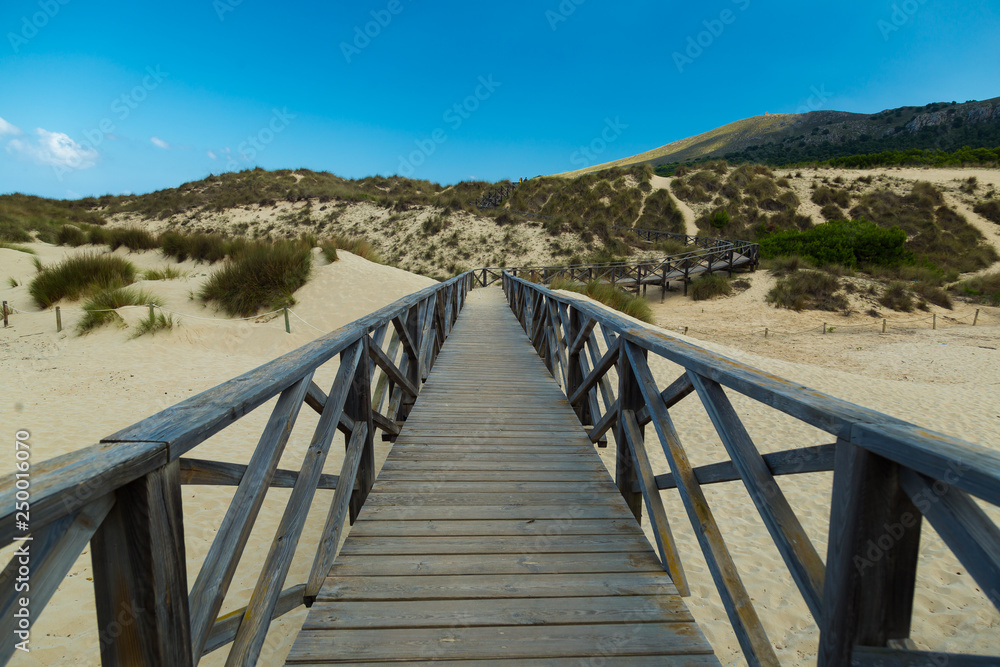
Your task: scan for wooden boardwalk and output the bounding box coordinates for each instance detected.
[286,289,718,665]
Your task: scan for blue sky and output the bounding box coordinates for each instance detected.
[0,0,997,199]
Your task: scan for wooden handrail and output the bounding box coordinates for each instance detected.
[503,272,1000,667]
[0,271,475,666]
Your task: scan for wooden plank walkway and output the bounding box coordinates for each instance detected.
[286,288,718,665]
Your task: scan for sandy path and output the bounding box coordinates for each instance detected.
[650,174,699,236]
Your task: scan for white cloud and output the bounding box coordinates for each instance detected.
[6,128,98,170]
[0,116,22,136]
[150,136,170,149]
[207,150,217,160]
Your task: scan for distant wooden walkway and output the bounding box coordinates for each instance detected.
[286,289,718,664]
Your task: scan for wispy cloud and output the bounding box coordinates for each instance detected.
[0,116,22,136]
[6,128,99,170]
[150,136,170,149]
[207,150,217,160]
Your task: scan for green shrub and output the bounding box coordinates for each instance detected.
[912,281,952,309]
[690,274,733,300]
[108,227,158,251]
[974,199,1000,224]
[709,208,730,229]
[766,270,848,312]
[879,282,914,312]
[29,253,137,308]
[199,241,312,316]
[78,287,162,334]
[953,272,1000,306]
[56,225,88,246]
[759,219,907,268]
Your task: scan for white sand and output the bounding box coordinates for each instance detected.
[1,244,436,666]
[3,240,999,665]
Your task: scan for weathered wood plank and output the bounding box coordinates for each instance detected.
[622,408,689,596]
[178,457,339,490]
[337,533,652,555]
[688,372,825,618]
[653,444,835,490]
[625,342,778,666]
[188,375,312,658]
[349,519,645,537]
[91,461,193,667]
[202,584,304,656]
[286,623,713,662]
[226,341,363,667]
[327,550,665,577]
[303,595,693,629]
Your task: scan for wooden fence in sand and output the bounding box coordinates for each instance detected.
[0,273,474,666]
[503,272,1000,667]
[471,228,760,297]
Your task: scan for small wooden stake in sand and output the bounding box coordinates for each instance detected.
[284,306,291,334]
[764,328,768,339]
[149,303,155,320]
[56,306,61,333]
[823,322,827,335]
[882,319,887,334]
[933,314,937,330]
[683,326,688,335]
[2,301,7,328]
[974,309,980,326]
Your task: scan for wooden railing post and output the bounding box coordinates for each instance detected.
[346,336,376,523]
[567,307,590,426]
[615,340,644,522]
[818,440,922,666]
[91,461,193,667]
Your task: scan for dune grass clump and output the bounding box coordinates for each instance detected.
[326,235,382,263]
[549,277,653,323]
[78,287,162,334]
[953,272,1000,306]
[130,311,176,339]
[0,240,37,254]
[56,225,88,247]
[159,231,229,263]
[108,227,158,252]
[29,253,137,308]
[766,270,848,312]
[911,281,952,309]
[142,266,185,281]
[974,199,1000,225]
[319,241,338,263]
[199,240,312,317]
[690,274,733,301]
[879,282,914,312]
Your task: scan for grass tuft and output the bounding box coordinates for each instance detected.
[130,311,177,339]
[767,270,848,312]
[29,252,137,308]
[0,240,37,254]
[319,241,338,263]
[325,235,382,263]
[550,277,653,323]
[78,287,163,334]
[879,282,914,312]
[199,240,312,317]
[690,274,733,301]
[143,266,185,281]
[108,227,159,252]
[953,272,1000,306]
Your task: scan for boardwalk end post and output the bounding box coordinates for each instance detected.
[818,441,922,666]
[91,461,194,667]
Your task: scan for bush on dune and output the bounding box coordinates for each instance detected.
[199,240,312,317]
[549,277,653,323]
[108,227,158,252]
[690,274,733,301]
[29,253,137,308]
[954,272,1000,306]
[78,287,163,333]
[326,235,382,263]
[766,270,848,312]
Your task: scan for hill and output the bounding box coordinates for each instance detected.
[561,97,1000,175]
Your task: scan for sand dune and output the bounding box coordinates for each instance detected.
[2,241,999,665]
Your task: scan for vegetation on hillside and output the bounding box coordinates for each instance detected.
[198,240,312,317]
